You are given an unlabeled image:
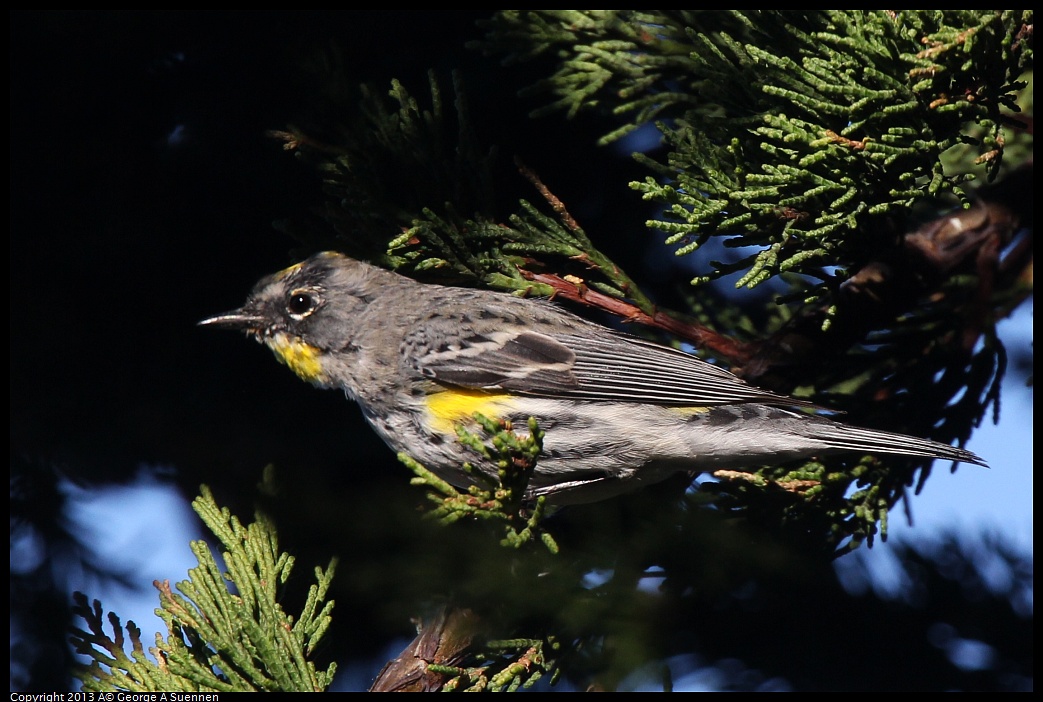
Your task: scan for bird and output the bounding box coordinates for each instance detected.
[200,251,986,505]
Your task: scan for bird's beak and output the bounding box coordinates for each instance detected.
[198,309,265,330]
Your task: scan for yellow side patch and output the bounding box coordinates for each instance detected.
[666,406,711,417]
[265,333,324,383]
[424,389,514,435]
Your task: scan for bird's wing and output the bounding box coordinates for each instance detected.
[411,326,818,409]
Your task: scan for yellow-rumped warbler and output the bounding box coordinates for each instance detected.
[200,251,985,504]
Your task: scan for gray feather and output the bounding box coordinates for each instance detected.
[416,325,819,409]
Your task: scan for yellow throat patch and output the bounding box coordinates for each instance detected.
[265,333,324,383]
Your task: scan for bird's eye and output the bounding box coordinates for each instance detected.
[287,289,320,319]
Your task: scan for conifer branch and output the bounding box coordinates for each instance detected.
[70,485,337,692]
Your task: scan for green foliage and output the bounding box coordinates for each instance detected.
[70,485,337,692]
[402,414,558,553]
[477,10,1032,292]
[435,636,564,692]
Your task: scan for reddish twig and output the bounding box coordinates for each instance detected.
[516,159,582,234]
[520,270,756,368]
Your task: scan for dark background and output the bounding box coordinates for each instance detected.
[10,11,1032,692]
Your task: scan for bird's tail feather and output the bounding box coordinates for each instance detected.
[811,422,987,467]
